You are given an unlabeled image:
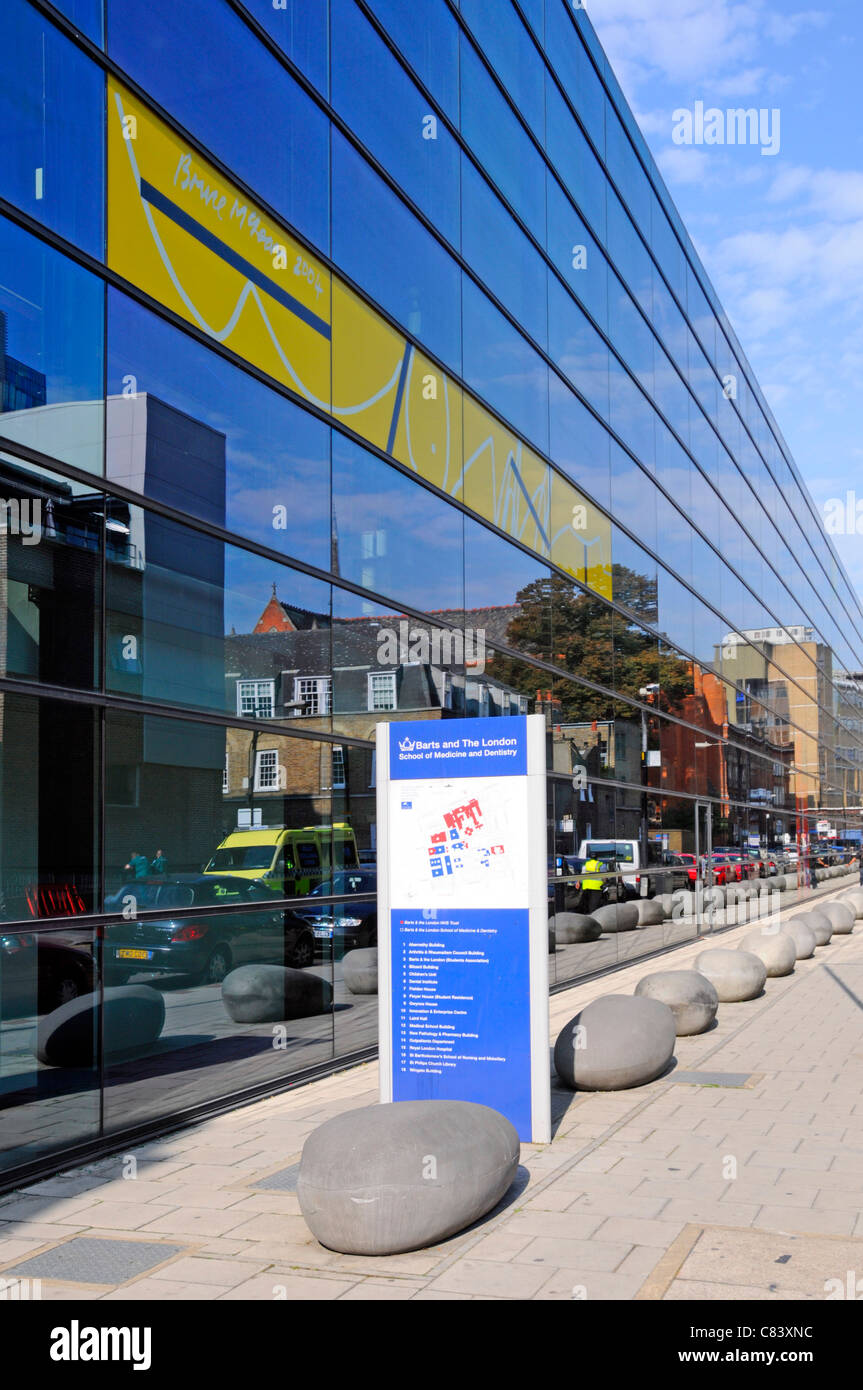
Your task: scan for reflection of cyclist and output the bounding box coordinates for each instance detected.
[580,858,606,915]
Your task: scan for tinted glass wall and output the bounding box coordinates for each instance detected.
[1,0,861,1184]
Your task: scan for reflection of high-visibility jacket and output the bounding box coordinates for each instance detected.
[582,859,605,890]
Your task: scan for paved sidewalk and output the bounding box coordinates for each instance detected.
[2,889,863,1300]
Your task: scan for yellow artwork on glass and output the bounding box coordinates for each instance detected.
[107,78,612,601]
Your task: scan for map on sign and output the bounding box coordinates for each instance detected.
[389,776,527,908]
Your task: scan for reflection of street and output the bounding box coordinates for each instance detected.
[0,960,378,1165]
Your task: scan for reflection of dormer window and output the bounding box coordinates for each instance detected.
[293,676,332,716]
[237,680,274,719]
[368,672,396,711]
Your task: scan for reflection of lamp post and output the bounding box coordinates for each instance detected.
[638,685,660,890]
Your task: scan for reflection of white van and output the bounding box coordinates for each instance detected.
[577,839,644,895]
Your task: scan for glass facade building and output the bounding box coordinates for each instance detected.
[2,0,862,1184]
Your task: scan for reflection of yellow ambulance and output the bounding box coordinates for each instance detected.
[204,824,359,897]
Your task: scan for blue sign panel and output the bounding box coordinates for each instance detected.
[389,716,527,781]
[380,714,547,1140]
[391,907,532,1137]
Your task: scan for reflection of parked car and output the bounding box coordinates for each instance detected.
[298,870,377,955]
[0,933,96,1017]
[104,875,315,984]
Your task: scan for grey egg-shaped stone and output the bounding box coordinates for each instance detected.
[772,875,787,893]
[592,901,639,933]
[553,994,676,1090]
[738,929,797,977]
[781,918,816,958]
[659,892,676,918]
[342,948,378,995]
[792,910,832,946]
[221,964,332,1022]
[634,970,718,1036]
[635,898,665,926]
[297,1100,519,1255]
[35,986,165,1068]
[822,901,855,935]
[694,948,766,1002]
[550,912,603,944]
[842,889,863,919]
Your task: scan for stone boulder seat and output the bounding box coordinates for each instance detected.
[553,994,676,1090]
[297,1100,519,1255]
[694,948,766,1002]
[634,970,718,1036]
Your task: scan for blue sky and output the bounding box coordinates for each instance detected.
[588,0,863,599]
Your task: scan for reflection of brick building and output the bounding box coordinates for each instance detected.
[653,664,792,843]
[221,596,530,850]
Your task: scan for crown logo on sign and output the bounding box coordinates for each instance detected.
[398,736,416,752]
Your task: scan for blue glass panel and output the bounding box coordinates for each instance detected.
[462,156,546,350]
[0,215,104,473]
[106,290,330,567]
[332,434,464,611]
[332,0,460,247]
[548,276,609,423]
[462,278,549,454]
[0,0,104,259]
[611,442,655,555]
[516,0,544,43]
[545,0,605,155]
[241,0,329,95]
[609,362,654,473]
[545,172,607,331]
[460,0,544,138]
[366,0,459,123]
[332,133,462,372]
[107,0,329,252]
[608,276,653,395]
[548,375,610,509]
[544,75,606,239]
[606,189,652,318]
[49,0,103,44]
[606,106,650,233]
[460,37,545,245]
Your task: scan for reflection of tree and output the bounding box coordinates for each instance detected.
[487,568,692,722]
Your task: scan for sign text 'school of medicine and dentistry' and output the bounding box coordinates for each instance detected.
[376,715,550,1142]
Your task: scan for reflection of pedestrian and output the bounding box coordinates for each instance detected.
[151,849,168,876]
[124,851,149,880]
[580,858,606,915]
[857,852,863,888]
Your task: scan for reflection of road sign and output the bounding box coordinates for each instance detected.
[816,819,830,834]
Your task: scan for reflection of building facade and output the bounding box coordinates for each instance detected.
[4,0,863,1187]
[222,600,530,849]
[716,628,845,812]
